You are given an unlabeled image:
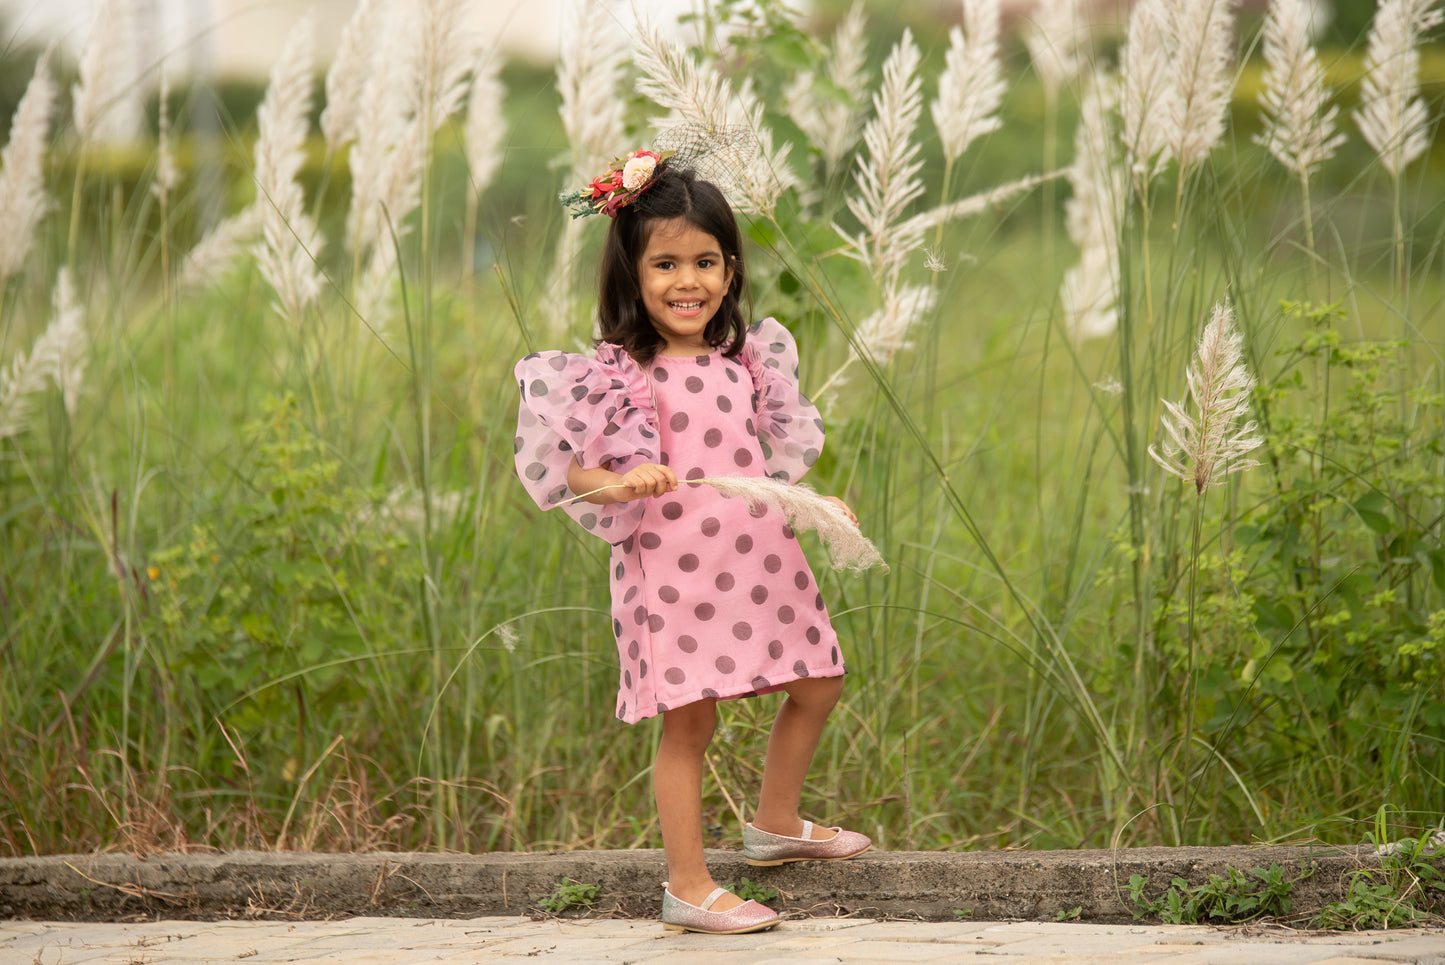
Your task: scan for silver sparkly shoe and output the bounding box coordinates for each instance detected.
[742,820,873,866]
[660,884,780,935]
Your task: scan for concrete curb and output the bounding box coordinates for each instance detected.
[0,845,1393,923]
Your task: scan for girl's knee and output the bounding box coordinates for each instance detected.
[787,674,845,711]
[661,698,718,750]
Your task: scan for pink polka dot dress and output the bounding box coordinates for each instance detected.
[513,318,845,724]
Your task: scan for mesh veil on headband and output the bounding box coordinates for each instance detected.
[559,127,758,219]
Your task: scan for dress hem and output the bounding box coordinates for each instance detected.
[616,665,847,725]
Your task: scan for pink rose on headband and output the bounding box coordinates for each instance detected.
[622,151,660,190]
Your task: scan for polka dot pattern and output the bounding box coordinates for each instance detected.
[513,321,843,725]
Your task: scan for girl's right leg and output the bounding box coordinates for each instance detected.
[655,697,744,912]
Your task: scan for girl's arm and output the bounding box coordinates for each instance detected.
[567,458,678,504]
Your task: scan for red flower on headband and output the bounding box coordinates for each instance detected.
[561,148,676,219]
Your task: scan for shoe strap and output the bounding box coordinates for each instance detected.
[699,887,730,911]
[800,820,814,840]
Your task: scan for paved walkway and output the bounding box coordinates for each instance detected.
[5,916,1445,964]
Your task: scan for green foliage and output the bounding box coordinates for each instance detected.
[1127,865,1301,925]
[1222,302,1445,771]
[144,394,418,774]
[6,0,1445,860]
[1317,818,1445,930]
[538,878,601,914]
[730,877,780,904]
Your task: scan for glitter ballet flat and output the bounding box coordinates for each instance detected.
[742,820,873,866]
[660,884,781,934]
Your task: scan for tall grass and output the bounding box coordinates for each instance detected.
[0,0,1442,857]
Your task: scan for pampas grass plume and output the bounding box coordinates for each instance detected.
[0,51,57,284]
[179,206,263,291]
[1149,302,1263,494]
[841,30,924,281]
[465,57,507,197]
[1355,0,1442,178]
[252,11,324,322]
[931,0,1005,165]
[1119,0,1177,182]
[1023,0,1085,95]
[1062,74,1123,340]
[1166,0,1237,174]
[0,268,86,439]
[694,476,887,572]
[632,20,797,215]
[556,0,627,178]
[784,2,869,176]
[71,0,144,147]
[1256,0,1344,179]
[322,0,386,154]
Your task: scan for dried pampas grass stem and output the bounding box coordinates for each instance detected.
[694,477,885,573]
[558,477,886,572]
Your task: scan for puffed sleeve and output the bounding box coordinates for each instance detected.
[740,317,826,483]
[513,344,658,543]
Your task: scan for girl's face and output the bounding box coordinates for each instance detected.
[636,218,734,357]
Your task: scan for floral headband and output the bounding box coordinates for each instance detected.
[560,148,677,219]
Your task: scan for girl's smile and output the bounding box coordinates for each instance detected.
[638,218,735,356]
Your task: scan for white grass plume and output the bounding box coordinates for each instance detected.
[152,70,179,206]
[0,52,57,284]
[1119,0,1177,184]
[48,268,85,416]
[840,30,925,284]
[891,171,1058,241]
[1062,73,1124,340]
[179,206,263,290]
[1149,301,1263,494]
[344,0,473,274]
[815,284,937,398]
[1355,0,1443,178]
[416,0,479,133]
[545,0,626,333]
[322,0,386,154]
[632,19,797,216]
[931,0,1005,165]
[692,476,887,572]
[71,0,144,147]
[252,11,324,323]
[1023,0,1085,96]
[0,268,86,438]
[465,56,507,198]
[1166,0,1237,174]
[1256,0,1345,179]
[557,0,627,179]
[348,0,420,258]
[784,2,870,176]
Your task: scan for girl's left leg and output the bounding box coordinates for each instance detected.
[750,675,845,839]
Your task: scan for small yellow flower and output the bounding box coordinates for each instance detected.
[147,566,160,580]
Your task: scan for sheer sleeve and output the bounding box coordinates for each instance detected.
[513,344,658,542]
[740,317,826,483]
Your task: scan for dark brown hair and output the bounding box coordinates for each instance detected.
[596,166,748,365]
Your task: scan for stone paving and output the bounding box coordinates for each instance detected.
[4,916,1445,965]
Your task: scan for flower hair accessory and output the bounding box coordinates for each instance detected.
[558,127,760,219]
[561,148,676,219]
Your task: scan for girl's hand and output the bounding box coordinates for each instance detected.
[616,463,678,501]
[825,496,858,526]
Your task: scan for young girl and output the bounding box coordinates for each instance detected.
[513,149,870,935]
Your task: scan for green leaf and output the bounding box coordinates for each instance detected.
[1352,492,1392,534]
[748,220,777,247]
